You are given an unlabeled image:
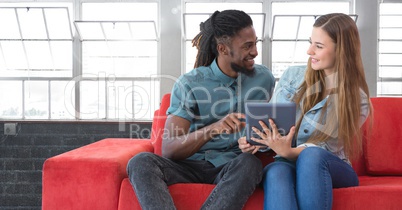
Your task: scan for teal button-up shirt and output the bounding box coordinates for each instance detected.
[167,59,275,167]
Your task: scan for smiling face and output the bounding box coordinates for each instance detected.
[307,27,337,75]
[218,26,258,77]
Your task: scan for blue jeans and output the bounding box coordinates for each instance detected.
[262,147,359,210]
[127,152,262,210]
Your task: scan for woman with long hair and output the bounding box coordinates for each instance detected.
[238,13,373,210]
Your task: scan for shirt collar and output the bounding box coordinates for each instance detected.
[211,59,239,87]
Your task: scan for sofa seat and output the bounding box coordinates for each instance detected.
[118,179,265,210]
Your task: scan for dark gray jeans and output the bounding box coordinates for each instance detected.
[127,152,263,210]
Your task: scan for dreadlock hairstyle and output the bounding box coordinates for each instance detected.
[293,13,372,160]
[191,10,253,68]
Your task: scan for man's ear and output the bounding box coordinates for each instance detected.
[217,43,228,55]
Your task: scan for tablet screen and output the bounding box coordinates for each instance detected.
[245,102,296,146]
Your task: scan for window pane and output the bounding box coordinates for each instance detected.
[45,8,73,39]
[298,16,317,40]
[50,81,75,119]
[24,81,48,119]
[379,54,402,66]
[107,81,133,119]
[378,82,402,95]
[103,22,132,40]
[129,22,157,40]
[379,41,402,53]
[293,41,310,62]
[51,41,73,76]
[272,2,349,15]
[75,22,104,40]
[186,3,262,13]
[80,81,106,119]
[76,21,157,40]
[184,14,210,40]
[272,16,299,40]
[25,41,53,69]
[0,81,22,118]
[0,41,28,73]
[380,15,402,28]
[379,66,402,78]
[1,41,73,77]
[0,8,20,39]
[381,3,402,14]
[82,3,157,21]
[82,41,157,77]
[380,28,402,39]
[133,81,154,119]
[185,41,198,72]
[17,8,47,39]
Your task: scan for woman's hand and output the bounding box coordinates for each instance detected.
[238,136,261,154]
[251,119,296,158]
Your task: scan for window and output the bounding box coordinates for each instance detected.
[78,2,159,120]
[378,2,402,96]
[0,2,74,119]
[0,1,159,121]
[270,1,351,78]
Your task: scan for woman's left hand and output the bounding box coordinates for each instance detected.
[250,119,296,158]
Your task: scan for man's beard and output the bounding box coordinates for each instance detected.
[231,62,256,77]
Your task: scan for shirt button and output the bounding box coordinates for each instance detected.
[286,94,291,98]
[304,129,309,133]
[311,110,316,114]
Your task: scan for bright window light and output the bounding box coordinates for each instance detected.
[378,3,402,96]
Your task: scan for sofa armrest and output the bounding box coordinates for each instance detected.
[42,138,154,210]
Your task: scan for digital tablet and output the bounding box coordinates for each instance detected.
[245,102,296,146]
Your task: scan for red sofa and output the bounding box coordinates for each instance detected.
[42,95,402,210]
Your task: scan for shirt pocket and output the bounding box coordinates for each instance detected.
[272,84,298,103]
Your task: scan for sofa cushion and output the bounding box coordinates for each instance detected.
[42,139,153,210]
[364,97,402,175]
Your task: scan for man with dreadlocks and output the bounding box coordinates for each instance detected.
[127,10,275,209]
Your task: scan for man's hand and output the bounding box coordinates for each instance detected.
[211,113,246,135]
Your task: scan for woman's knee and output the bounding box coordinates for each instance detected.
[262,161,296,192]
[263,161,295,181]
[297,147,327,165]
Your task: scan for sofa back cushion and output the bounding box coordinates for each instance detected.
[151,93,171,156]
[364,97,402,175]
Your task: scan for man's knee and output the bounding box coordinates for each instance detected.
[127,152,157,175]
[234,153,263,178]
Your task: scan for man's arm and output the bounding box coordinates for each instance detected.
[162,113,245,160]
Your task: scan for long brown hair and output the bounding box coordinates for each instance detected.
[294,13,372,160]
